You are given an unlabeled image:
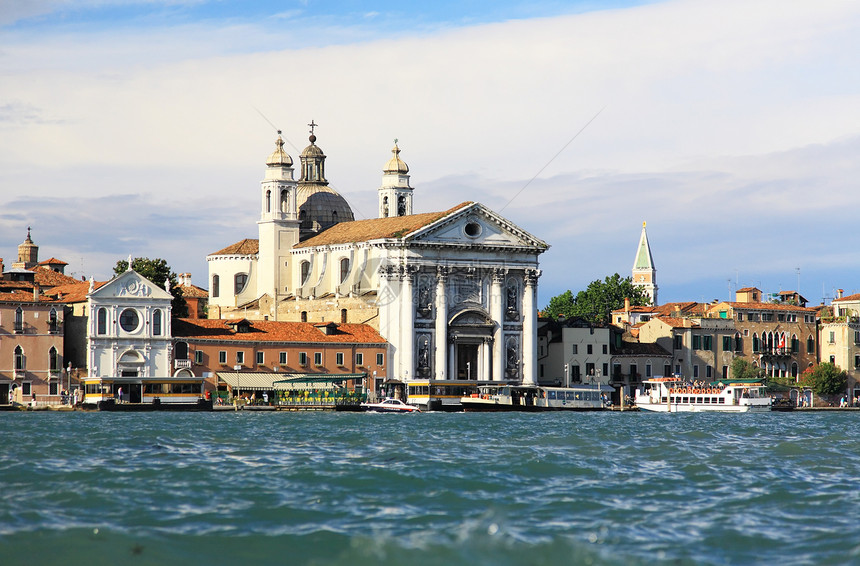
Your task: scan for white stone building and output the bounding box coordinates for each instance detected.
[87,267,174,380]
[207,126,549,384]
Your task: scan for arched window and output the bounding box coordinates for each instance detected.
[266,190,271,213]
[281,189,289,213]
[49,308,58,333]
[14,307,23,332]
[153,310,162,336]
[806,335,815,354]
[332,210,338,223]
[234,273,248,294]
[341,309,348,323]
[175,341,189,360]
[340,257,350,283]
[791,362,798,378]
[752,333,759,352]
[300,261,310,285]
[382,196,389,217]
[49,347,59,372]
[301,311,308,323]
[734,332,742,352]
[14,345,24,371]
[791,334,799,353]
[397,195,406,216]
[212,274,220,298]
[97,308,107,335]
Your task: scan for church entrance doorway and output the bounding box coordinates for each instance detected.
[456,344,479,379]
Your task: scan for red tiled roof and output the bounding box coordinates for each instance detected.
[31,266,81,288]
[45,280,108,303]
[173,319,387,344]
[715,301,817,313]
[736,287,760,292]
[37,258,68,266]
[833,293,860,303]
[294,202,473,248]
[652,316,695,329]
[210,239,260,256]
[179,283,208,298]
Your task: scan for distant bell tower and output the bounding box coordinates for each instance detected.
[257,131,299,300]
[632,221,657,305]
[378,140,413,218]
[13,227,39,269]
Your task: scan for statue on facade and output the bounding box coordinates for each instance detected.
[505,337,519,378]
[505,281,519,321]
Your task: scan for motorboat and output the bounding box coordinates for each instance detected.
[634,377,772,412]
[360,397,421,413]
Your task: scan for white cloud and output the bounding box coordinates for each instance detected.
[1,0,859,306]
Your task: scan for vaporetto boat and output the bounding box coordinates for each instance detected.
[460,383,611,412]
[634,377,772,412]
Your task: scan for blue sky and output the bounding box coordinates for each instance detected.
[2,0,859,308]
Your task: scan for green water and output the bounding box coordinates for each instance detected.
[1,411,858,565]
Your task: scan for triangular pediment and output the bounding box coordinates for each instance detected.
[90,270,173,301]
[407,203,548,251]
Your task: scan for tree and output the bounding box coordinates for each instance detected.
[542,273,651,324]
[800,363,847,396]
[730,358,765,381]
[114,257,188,318]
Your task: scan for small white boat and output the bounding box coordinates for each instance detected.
[460,384,610,412]
[360,398,421,413]
[635,377,772,412]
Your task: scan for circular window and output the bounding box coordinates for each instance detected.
[119,308,140,332]
[464,221,482,238]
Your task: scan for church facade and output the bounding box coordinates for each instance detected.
[208,126,548,385]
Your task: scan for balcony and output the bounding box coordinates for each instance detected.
[13,322,23,334]
[174,359,192,369]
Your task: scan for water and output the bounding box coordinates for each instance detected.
[1,411,859,565]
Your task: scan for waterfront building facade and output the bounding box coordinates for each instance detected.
[820,291,860,397]
[207,128,548,384]
[172,318,388,395]
[706,287,818,380]
[637,316,737,381]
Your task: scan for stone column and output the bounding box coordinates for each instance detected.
[491,269,505,382]
[522,268,540,385]
[482,336,492,381]
[400,265,415,381]
[449,341,456,380]
[435,266,448,380]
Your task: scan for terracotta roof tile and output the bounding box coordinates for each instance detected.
[210,239,259,256]
[179,283,209,298]
[833,293,860,303]
[294,202,473,248]
[37,258,68,266]
[715,302,817,313]
[173,319,387,344]
[45,280,107,303]
[30,266,81,288]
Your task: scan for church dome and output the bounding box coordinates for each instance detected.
[383,143,409,174]
[266,134,293,167]
[296,128,354,240]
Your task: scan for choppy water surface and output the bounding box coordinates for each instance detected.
[1,411,859,565]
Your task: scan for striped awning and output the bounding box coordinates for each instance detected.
[216,372,366,391]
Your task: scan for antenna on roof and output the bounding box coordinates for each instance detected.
[253,106,300,153]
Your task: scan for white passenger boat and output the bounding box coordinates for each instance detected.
[634,377,771,412]
[460,383,610,412]
[360,398,421,413]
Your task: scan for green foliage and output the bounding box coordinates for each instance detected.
[731,358,765,381]
[114,257,189,318]
[542,273,651,324]
[800,362,848,396]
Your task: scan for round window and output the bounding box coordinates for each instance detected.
[464,222,482,238]
[119,308,140,332]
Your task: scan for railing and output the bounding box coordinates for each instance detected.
[174,359,192,369]
[13,322,23,333]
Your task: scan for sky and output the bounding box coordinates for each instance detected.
[1,0,859,309]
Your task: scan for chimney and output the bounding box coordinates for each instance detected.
[838,289,844,299]
[624,297,630,313]
[33,283,40,302]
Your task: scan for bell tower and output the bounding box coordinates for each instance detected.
[257,132,300,301]
[632,221,657,305]
[378,141,413,218]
